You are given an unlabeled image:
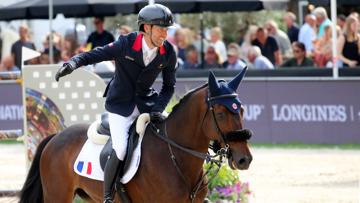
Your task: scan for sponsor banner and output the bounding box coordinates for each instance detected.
[0,81,23,138]
[2,73,359,144]
[154,78,360,144]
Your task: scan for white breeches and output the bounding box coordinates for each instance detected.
[108,107,140,160]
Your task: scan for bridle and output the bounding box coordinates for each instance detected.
[149,90,251,202]
[207,92,238,148]
[206,92,252,153]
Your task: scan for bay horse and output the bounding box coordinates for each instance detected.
[19,69,253,203]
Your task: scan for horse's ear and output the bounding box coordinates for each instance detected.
[228,66,247,91]
[208,71,219,95]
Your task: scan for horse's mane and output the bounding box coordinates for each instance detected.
[168,83,208,117]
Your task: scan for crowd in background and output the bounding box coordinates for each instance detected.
[1,6,360,73]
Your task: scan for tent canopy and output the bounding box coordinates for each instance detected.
[308,0,360,6]
[0,0,138,20]
[0,0,289,21]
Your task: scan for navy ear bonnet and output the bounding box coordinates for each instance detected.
[208,67,247,114]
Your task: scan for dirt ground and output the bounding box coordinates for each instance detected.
[239,147,360,203]
[0,143,359,203]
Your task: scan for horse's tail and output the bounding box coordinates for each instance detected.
[19,134,55,203]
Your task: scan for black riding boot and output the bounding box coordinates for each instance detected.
[103,150,123,203]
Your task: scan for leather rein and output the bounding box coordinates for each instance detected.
[149,93,238,202]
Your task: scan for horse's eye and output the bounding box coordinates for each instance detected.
[234,114,240,120]
[216,112,226,119]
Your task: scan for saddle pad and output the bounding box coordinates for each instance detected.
[74,133,144,183]
[74,140,104,181]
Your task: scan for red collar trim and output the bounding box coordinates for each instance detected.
[132,32,166,55]
[159,45,166,55]
[132,33,142,51]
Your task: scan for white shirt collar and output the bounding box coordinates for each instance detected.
[142,37,158,66]
[142,37,157,54]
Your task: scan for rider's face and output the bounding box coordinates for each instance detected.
[144,24,168,47]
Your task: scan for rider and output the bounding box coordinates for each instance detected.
[55,4,177,203]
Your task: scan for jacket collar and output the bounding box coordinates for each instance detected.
[132,32,166,55]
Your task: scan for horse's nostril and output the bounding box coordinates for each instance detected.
[238,155,252,166]
[238,157,246,165]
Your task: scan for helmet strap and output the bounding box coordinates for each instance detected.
[144,25,160,48]
[149,25,158,48]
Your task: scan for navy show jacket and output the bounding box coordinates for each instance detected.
[71,32,177,116]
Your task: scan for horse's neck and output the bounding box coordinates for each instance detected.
[164,100,210,184]
[166,106,209,153]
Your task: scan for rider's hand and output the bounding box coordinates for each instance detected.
[55,61,77,82]
[150,112,166,123]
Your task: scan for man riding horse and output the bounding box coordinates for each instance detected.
[55,4,177,203]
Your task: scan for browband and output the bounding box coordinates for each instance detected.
[208,93,238,101]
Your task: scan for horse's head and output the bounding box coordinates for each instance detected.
[201,67,253,170]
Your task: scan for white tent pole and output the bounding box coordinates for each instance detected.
[298,1,309,26]
[49,0,54,64]
[331,0,338,78]
[149,0,155,5]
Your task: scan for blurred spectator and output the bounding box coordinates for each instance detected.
[27,57,41,65]
[60,50,71,64]
[248,46,274,69]
[199,46,223,69]
[265,20,293,60]
[11,24,36,70]
[173,28,193,62]
[43,32,63,51]
[223,43,244,70]
[283,12,299,43]
[350,12,359,20]
[313,7,332,39]
[191,30,209,63]
[64,33,78,57]
[182,45,199,69]
[252,27,281,66]
[240,25,258,63]
[40,47,61,64]
[41,32,63,64]
[337,14,347,30]
[338,15,360,67]
[298,14,317,55]
[39,53,49,64]
[281,42,313,67]
[0,55,19,72]
[314,25,333,67]
[209,27,227,62]
[86,16,115,49]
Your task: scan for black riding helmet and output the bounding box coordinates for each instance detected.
[137,4,174,32]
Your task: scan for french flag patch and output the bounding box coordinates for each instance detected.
[76,161,92,175]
